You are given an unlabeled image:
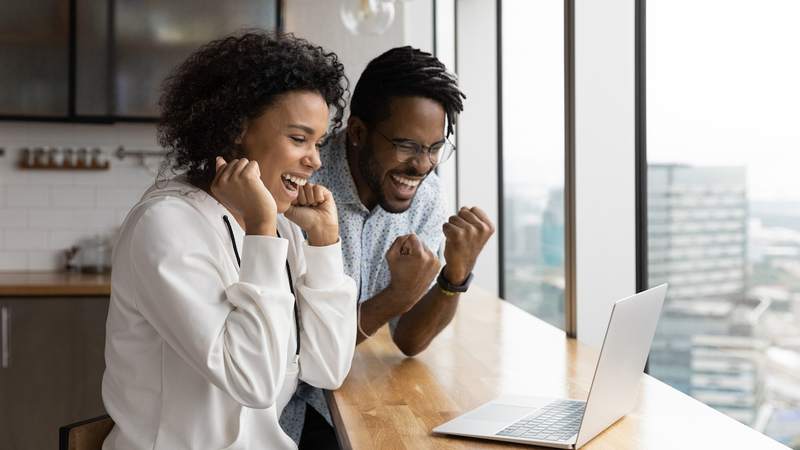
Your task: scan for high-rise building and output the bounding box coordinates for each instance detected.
[648,164,748,303]
[647,164,765,425]
[503,185,565,327]
[541,187,564,269]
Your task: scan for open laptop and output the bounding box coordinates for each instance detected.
[433,284,668,449]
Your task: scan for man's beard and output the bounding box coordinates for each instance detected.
[357,142,431,214]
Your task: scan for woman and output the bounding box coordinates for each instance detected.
[102,31,355,449]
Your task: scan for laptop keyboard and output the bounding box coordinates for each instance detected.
[496,399,586,442]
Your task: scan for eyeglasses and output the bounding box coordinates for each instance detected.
[374,129,456,166]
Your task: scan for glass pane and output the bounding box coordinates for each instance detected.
[76,0,111,116]
[648,1,800,446]
[501,0,566,329]
[114,0,278,117]
[0,0,68,116]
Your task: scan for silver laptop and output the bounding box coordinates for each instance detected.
[433,284,667,449]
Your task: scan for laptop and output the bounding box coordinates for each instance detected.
[433,284,668,449]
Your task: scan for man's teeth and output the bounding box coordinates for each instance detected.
[391,174,421,188]
[282,174,308,186]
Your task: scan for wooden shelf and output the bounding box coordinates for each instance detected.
[0,271,111,297]
[17,163,110,171]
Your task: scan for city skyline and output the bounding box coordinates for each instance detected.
[503,161,800,447]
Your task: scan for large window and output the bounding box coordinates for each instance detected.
[501,0,565,328]
[647,1,800,447]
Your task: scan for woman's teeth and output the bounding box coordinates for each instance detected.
[281,174,308,187]
[391,174,421,188]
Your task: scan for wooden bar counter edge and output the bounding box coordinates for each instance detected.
[327,286,789,450]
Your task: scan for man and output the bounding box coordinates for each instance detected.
[282,46,494,449]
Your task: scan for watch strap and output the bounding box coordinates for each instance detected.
[437,267,473,295]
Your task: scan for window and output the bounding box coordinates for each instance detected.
[647,1,800,446]
[501,0,566,329]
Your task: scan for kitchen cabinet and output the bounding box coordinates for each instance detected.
[0,0,70,117]
[0,297,109,450]
[0,0,279,121]
[113,0,280,118]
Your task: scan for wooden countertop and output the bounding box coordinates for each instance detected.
[328,286,788,450]
[0,271,111,296]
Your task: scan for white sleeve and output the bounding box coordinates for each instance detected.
[294,238,357,390]
[128,201,295,409]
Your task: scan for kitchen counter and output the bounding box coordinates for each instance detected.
[0,271,111,296]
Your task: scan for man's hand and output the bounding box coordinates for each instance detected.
[285,183,339,246]
[442,206,495,284]
[211,156,277,236]
[385,234,441,314]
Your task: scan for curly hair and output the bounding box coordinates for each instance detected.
[157,30,348,189]
[350,46,464,137]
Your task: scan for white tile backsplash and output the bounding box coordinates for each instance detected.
[4,230,50,250]
[0,251,28,271]
[51,186,96,208]
[0,122,159,270]
[27,251,62,271]
[27,170,77,186]
[84,210,123,233]
[0,209,28,228]
[96,187,145,208]
[6,185,50,207]
[28,209,91,231]
[49,230,88,250]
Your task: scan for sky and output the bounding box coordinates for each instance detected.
[648,0,800,202]
[501,0,565,197]
[501,0,800,203]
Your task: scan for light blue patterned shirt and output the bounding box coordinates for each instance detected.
[279,129,447,442]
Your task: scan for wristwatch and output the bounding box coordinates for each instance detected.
[437,267,474,296]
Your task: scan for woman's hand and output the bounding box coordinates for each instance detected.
[211,156,278,236]
[284,183,339,246]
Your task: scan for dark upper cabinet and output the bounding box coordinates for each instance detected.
[0,0,70,117]
[0,0,280,121]
[114,0,279,118]
[75,0,113,117]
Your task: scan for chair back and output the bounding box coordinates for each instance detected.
[59,415,114,450]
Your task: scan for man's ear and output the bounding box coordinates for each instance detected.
[347,116,368,148]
